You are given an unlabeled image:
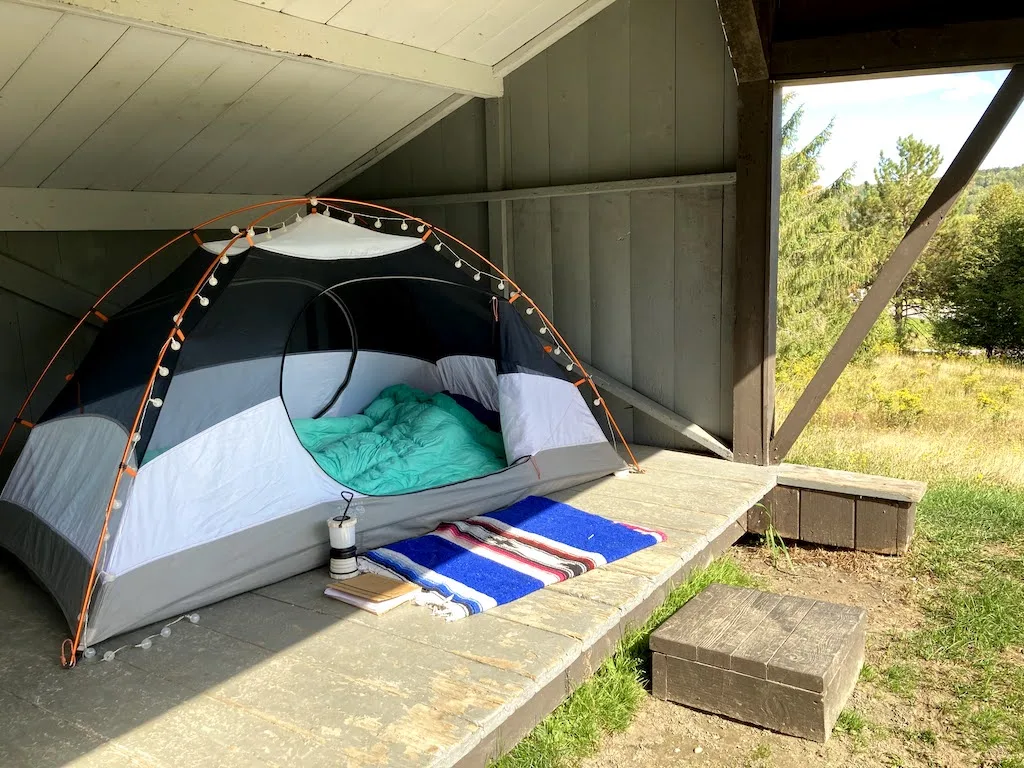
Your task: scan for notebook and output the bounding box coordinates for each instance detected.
[323,573,420,615]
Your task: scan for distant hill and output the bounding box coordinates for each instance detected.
[963,165,1024,213]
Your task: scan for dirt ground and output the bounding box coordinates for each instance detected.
[582,538,968,768]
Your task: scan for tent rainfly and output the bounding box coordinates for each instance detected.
[0,201,633,663]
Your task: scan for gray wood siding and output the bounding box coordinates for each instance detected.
[339,0,737,451]
[0,231,194,481]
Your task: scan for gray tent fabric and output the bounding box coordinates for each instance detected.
[0,212,630,653]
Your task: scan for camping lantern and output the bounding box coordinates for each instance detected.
[328,492,358,580]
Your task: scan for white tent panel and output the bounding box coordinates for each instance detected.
[498,373,608,461]
[109,398,350,577]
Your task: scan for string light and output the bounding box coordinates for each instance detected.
[112,499,122,510]
[593,397,602,406]
[131,432,141,443]
[566,363,574,371]
[198,295,210,307]
[539,327,548,334]
[454,259,462,268]
[473,271,481,281]
[401,221,409,231]
[230,225,240,234]
[526,307,534,315]
[434,242,442,252]
[417,224,425,233]
[171,338,181,351]
[348,213,356,224]
[158,366,169,376]
[554,347,562,355]
[208,276,218,287]
[323,208,330,218]
[149,397,163,408]
[374,218,382,229]
[498,280,505,290]
[220,254,230,265]
[295,213,302,224]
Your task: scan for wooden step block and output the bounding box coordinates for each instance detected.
[650,584,866,742]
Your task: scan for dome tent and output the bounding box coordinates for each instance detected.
[0,199,633,663]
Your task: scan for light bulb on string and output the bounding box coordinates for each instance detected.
[434,242,442,252]
[417,224,425,233]
[295,213,302,224]
[497,280,505,290]
[82,647,96,660]
[103,651,116,662]
[473,271,481,281]
[159,366,169,377]
[112,499,122,510]
[198,295,210,307]
[323,207,330,218]
[149,397,163,408]
[208,276,218,287]
[401,220,409,231]
[526,307,534,315]
[554,347,562,356]
[539,327,548,334]
[160,626,172,639]
[138,638,152,650]
[348,213,356,224]
[171,339,181,351]
[247,227,255,238]
[374,218,382,229]
[131,432,141,443]
[566,363,574,372]
[220,255,229,265]
[188,613,200,624]
[230,225,240,235]
[593,397,602,406]
[454,259,462,268]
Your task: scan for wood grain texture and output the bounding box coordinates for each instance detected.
[748,485,799,538]
[777,463,926,503]
[896,502,917,555]
[855,498,900,555]
[729,595,817,679]
[655,654,831,741]
[768,601,866,693]
[799,490,856,549]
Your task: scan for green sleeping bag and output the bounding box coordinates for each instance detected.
[292,384,506,495]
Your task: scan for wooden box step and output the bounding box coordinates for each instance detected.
[650,584,866,742]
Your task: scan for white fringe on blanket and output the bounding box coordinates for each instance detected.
[356,556,470,621]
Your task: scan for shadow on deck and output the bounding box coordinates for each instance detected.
[0,445,774,768]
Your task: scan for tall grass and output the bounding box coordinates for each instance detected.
[777,353,1024,487]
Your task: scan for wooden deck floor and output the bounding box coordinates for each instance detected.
[0,446,774,768]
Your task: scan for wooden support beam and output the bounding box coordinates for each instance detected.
[771,64,1024,462]
[42,0,503,97]
[0,187,287,231]
[371,172,736,208]
[717,0,769,82]
[732,80,781,465]
[584,363,733,461]
[772,20,1024,82]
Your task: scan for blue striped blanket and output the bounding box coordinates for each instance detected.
[361,496,665,619]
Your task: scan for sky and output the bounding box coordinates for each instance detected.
[784,70,1024,185]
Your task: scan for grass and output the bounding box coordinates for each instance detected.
[778,352,1024,765]
[491,558,755,768]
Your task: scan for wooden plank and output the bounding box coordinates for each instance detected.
[99,50,280,191]
[676,0,729,170]
[855,498,900,555]
[471,0,581,68]
[695,590,783,669]
[631,191,676,447]
[0,27,182,187]
[675,187,727,441]
[771,20,1024,82]
[772,65,1024,462]
[371,172,737,207]
[484,98,510,271]
[717,0,768,82]
[550,197,591,358]
[624,444,772,484]
[655,654,831,741]
[776,463,926,503]
[767,601,866,693]
[720,184,737,438]
[43,39,232,189]
[732,80,780,465]
[770,485,800,538]
[628,0,676,448]
[799,490,855,549]
[729,595,817,678]
[0,4,61,89]
[649,583,745,656]
[0,14,126,168]
[201,66,359,195]
[494,0,620,77]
